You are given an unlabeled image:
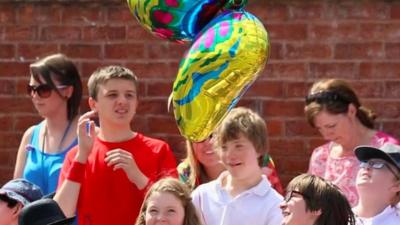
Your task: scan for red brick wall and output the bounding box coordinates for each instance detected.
[0,0,399,186]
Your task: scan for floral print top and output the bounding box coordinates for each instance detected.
[308,131,399,206]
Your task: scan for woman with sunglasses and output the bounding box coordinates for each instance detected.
[304,79,399,206]
[353,143,400,225]
[13,54,82,195]
[178,136,284,194]
[280,173,355,225]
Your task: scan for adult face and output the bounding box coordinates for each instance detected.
[313,110,353,147]
[28,75,71,118]
[192,137,221,168]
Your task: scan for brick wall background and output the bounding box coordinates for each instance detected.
[0,0,399,186]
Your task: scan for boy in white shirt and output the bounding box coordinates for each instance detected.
[191,107,283,225]
[353,143,400,225]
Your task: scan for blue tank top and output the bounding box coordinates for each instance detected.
[23,121,78,195]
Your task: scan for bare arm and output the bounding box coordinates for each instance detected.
[13,126,35,178]
[54,111,97,217]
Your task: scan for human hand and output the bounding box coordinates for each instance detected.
[75,110,97,163]
[105,148,149,189]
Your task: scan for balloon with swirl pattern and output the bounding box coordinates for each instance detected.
[127,0,233,43]
[172,9,269,142]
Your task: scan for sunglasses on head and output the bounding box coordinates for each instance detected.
[27,84,67,98]
[305,91,349,105]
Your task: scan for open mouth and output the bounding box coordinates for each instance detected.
[115,109,128,114]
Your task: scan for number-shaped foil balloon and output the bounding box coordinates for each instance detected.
[172,10,270,142]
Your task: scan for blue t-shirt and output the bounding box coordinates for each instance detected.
[23,121,77,195]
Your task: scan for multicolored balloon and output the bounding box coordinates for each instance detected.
[172,10,270,142]
[127,0,231,43]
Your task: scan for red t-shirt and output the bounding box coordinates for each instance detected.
[58,133,178,225]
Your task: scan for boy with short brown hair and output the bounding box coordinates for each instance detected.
[55,65,178,225]
[192,107,283,225]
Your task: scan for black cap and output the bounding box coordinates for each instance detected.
[355,143,400,171]
[19,198,76,225]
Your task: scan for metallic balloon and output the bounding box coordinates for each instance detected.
[127,0,233,43]
[172,10,270,142]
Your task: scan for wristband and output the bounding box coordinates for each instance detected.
[66,160,86,183]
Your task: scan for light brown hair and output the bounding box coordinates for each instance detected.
[304,79,375,128]
[88,65,138,100]
[135,178,202,225]
[180,140,214,190]
[213,107,267,166]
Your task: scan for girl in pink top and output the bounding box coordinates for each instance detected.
[305,79,399,206]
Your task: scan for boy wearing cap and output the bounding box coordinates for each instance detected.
[54,66,177,225]
[0,178,43,225]
[353,143,400,225]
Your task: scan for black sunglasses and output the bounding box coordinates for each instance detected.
[305,91,349,105]
[27,84,67,98]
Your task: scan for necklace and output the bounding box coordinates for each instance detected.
[40,120,72,193]
[41,121,72,154]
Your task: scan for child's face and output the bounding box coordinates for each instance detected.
[0,199,18,225]
[90,79,138,127]
[356,159,400,194]
[219,132,260,179]
[280,190,319,225]
[145,191,185,225]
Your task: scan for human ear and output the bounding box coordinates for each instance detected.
[88,97,97,112]
[312,209,322,217]
[65,86,74,99]
[347,104,357,118]
[390,179,400,192]
[12,203,22,218]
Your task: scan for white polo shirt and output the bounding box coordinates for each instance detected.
[355,206,400,225]
[192,172,283,225]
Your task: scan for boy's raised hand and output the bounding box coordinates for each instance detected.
[105,148,149,189]
[75,110,97,163]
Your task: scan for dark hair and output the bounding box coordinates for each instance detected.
[287,174,355,225]
[30,53,82,121]
[0,194,19,208]
[304,79,376,129]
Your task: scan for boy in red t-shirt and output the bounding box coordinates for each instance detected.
[54,66,177,225]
